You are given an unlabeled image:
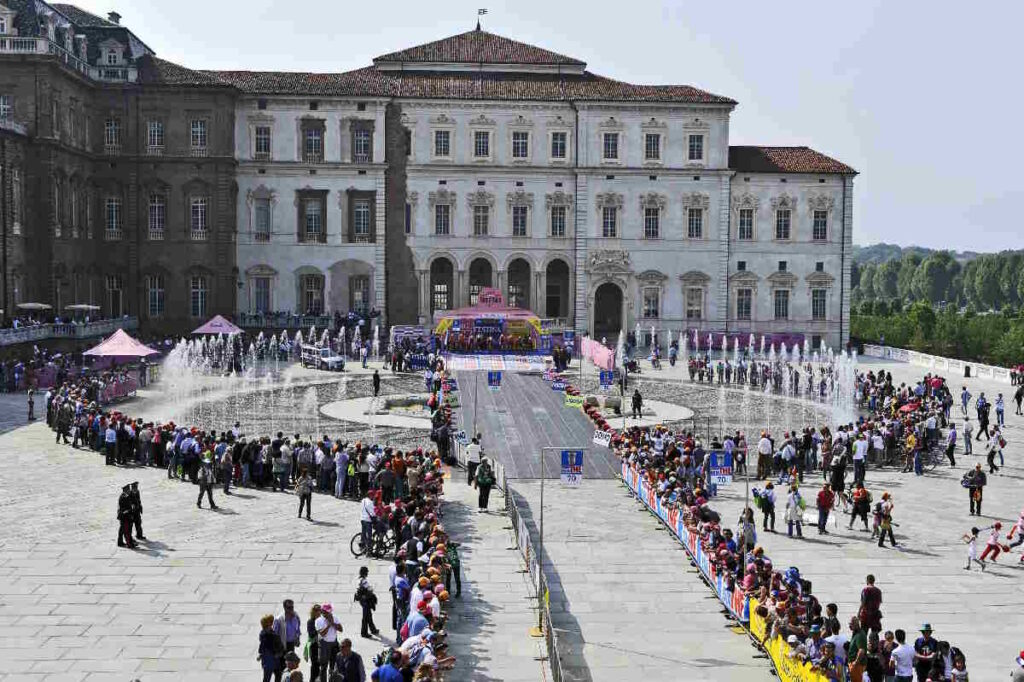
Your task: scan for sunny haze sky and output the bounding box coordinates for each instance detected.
[68,0,1024,251]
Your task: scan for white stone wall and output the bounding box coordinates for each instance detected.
[233,96,387,317]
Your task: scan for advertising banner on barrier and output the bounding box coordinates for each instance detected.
[620,460,749,623]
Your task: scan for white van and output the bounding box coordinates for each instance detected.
[301,344,345,371]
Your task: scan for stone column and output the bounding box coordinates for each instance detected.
[532,270,542,313]
[497,269,506,297]
[417,269,429,323]
[457,269,467,307]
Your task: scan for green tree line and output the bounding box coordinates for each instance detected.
[850,250,1024,366]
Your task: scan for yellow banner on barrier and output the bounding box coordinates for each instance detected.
[748,598,831,682]
[564,394,584,408]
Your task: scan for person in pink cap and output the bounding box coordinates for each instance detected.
[314,603,342,680]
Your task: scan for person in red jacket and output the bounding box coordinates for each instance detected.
[816,483,834,535]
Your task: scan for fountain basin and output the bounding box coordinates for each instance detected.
[320,394,434,430]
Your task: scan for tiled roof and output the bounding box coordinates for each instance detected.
[729,146,856,175]
[374,28,585,66]
[205,67,735,104]
[51,3,117,27]
[138,56,229,87]
[206,66,394,96]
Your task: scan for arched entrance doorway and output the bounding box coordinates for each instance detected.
[429,257,454,315]
[507,258,531,309]
[545,259,570,319]
[593,282,623,340]
[468,258,493,306]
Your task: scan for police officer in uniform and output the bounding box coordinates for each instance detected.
[117,484,136,548]
[130,482,146,541]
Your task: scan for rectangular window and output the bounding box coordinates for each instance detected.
[353,129,371,162]
[687,208,703,239]
[106,274,123,317]
[642,288,660,319]
[774,289,790,320]
[148,194,165,239]
[304,199,322,241]
[816,261,824,272]
[473,205,489,236]
[512,131,529,159]
[190,275,208,318]
[643,207,660,239]
[253,277,271,313]
[778,260,787,272]
[146,275,165,317]
[190,119,207,149]
[512,205,528,237]
[351,276,370,314]
[105,50,118,65]
[736,288,752,320]
[304,128,323,162]
[550,206,566,237]
[146,120,163,149]
[737,260,746,271]
[688,134,704,161]
[686,288,704,320]
[738,208,754,240]
[508,282,524,309]
[434,130,450,157]
[644,133,661,161]
[602,132,619,160]
[190,197,208,238]
[354,199,371,240]
[254,125,271,159]
[103,118,120,148]
[0,95,10,120]
[775,209,791,240]
[473,130,490,158]
[812,289,827,321]
[435,204,450,235]
[550,131,567,159]
[813,209,828,241]
[105,197,122,239]
[432,282,450,312]
[602,206,617,238]
[254,198,271,242]
[303,275,323,314]
[404,202,412,234]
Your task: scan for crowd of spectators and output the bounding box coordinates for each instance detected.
[439,331,536,354]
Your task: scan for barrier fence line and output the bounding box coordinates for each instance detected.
[862,343,1012,382]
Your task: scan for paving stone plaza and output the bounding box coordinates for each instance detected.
[1,353,1023,680]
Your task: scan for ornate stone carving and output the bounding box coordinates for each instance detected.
[595,192,623,209]
[427,188,456,207]
[729,271,760,287]
[429,113,454,125]
[546,115,569,127]
[587,250,631,273]
[770,194,798,211]
[545,190,573,208]
[806,194,835,212]
[599,116,623,129]
[510,114,533,127]
[641,116,667,130]
[506,190,534,209]
[731,193,760,210]
[680,192,710,211]
[407,191,419,206]
[638,192,667,211]
[468,114,496,127]
[465,189,494,208]
[683,116,711,131]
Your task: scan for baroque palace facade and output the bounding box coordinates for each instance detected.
[0,4,856,347]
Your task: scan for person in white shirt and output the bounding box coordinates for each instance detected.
[756,433,773,479]
[464,437,481,485]
[360,492,376,552]
[889,629,915,681]
[852,435,868,485]
[314,604,342,678]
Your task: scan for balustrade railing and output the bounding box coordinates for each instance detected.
[0,317,138,347]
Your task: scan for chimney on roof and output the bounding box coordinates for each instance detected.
[107,11,121,24]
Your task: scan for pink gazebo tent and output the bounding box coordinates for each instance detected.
[83,328,159,358]
[191,314,242,336]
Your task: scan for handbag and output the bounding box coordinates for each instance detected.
[303,639,310,662]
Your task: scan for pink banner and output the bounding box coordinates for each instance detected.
[581,337,615,370]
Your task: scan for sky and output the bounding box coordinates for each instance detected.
[70,0,1024,252]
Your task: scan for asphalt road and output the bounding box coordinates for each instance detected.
[454,370,619,479]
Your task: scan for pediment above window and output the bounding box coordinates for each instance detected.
[641,116,667,130]
[770,194,798,211]
[545,190,573,208]
[680,270,712,286]
[805,271,835,286]
[246,264,278,277]
[599,116,623,130]
[468,114,495,127]
[729,271,760,287]
[639,192,667,211]
[681,192,709,210]
[428,188,456,207]
[731,193,760,210]
[430,113,455,125]
[767,271,798,287]
[806,194,835,212]
[637,269,667,284]
[595,192,623,209]
[506,190,534,209]
[465,189,494,208]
